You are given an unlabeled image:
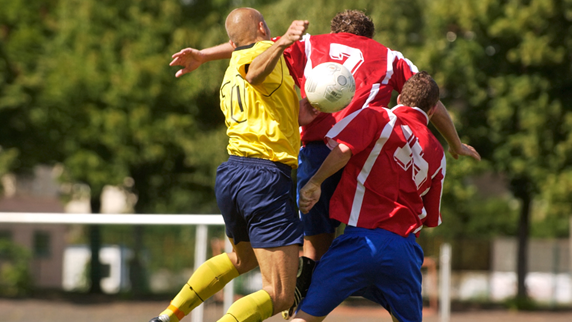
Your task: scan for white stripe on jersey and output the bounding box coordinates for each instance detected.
[437,153,446,226]
[382,48,395,85]
[382,49,420,85]
[325,109,365,149]
[432,152,447,179]
[414,203,429,234]
[302,34,313,80]
[361,83,380,109]
[419,206,427,220]
[348,109,398,226]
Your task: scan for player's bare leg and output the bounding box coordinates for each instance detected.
[303,233,335,261]
[226,238,260,274]
[291,309,326,322]
[151,239,258,322]
[217,244,300,322]
[255,244,300,313]
[281,233,335,319]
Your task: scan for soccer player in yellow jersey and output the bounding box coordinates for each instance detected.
[149,8,309,322]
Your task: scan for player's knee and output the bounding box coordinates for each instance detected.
[232,254,258,274]
[269,289,295,312]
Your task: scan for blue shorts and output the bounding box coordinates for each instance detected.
[215,156,304,248]
[297,142,342,236]
[298,226,424,322]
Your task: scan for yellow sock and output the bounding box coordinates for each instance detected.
[160,253,239,322]
[217,290,274,322]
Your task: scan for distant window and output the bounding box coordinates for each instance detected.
[33,231,51,258]
[0,230,11,241]
[0,230,14,259]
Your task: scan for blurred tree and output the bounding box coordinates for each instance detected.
[417,0,572,306]
[0,0,60,173]
[38,0,233,214]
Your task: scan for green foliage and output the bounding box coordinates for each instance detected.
[414,0,572,240]
[0,147,18,181]
[534,170,572,237]
[2,0,231,213]
[504,295,538,311]
[0,240,32,297]
[414,0,572,299]
[0,0,61,171]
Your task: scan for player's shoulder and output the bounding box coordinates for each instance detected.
[363,105,391,116]
[391,105,426,121]
[343,106,390,127]
[427,133,445,154]
[421,126,445,161]
[392,106,444,150]
[362,106,395,125]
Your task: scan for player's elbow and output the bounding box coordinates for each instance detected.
[245,74,263,85]
[245,64,270,85]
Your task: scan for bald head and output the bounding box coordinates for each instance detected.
[225,7,270,47]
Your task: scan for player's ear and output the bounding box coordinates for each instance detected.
[228,40,237,49]
[397,94,402,105]
[259,21,269,37]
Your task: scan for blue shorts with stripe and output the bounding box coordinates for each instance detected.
[297,142,343,235]
[298,226,424,322]
[215,155,304,248]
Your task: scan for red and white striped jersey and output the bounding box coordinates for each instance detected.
[326,105,446,237]
[279,33,418,144]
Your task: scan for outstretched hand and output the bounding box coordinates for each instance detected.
[298,181,321,214]
[170,48,204,78]
[449,143,481,161]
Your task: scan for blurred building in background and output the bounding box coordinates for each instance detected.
[0,165,134,292]
[0,165,67,289]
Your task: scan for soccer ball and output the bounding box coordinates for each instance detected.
[304,62,356,113]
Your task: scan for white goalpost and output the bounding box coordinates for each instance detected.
[439,243,452,322]
[0,212,230,322]
[0,212,225,225]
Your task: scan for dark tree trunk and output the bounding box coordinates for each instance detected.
[511,176,533,304]
[130,224,147,295]
[88,198,102,294]
[516,193,531,299]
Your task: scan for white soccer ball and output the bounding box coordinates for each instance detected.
[304,62,356,113]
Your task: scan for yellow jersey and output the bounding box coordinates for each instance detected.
[219,41,300,168]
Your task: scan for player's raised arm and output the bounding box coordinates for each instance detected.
[170,42,234,78]
[431,101,481,161]
[246,20,308,85]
